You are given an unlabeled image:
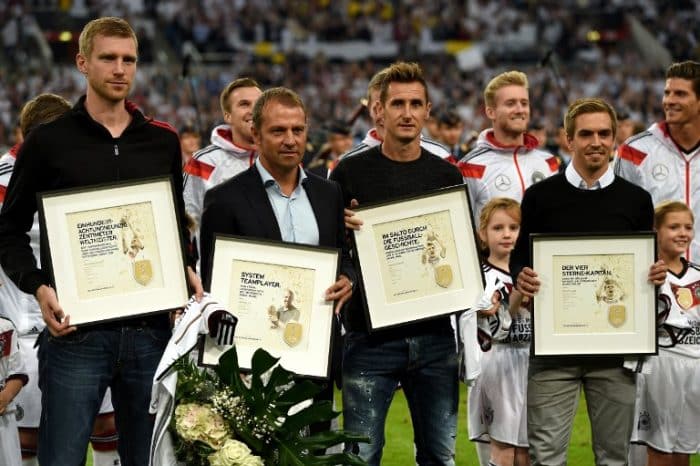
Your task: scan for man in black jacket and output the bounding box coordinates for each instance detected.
[0,17,202,466]
[331,62,463,466]
[199,87,354,437]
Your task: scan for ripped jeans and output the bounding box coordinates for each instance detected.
[342,330,459,466]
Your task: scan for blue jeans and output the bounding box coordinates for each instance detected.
[37,324,170,466]
[342,330,459,466]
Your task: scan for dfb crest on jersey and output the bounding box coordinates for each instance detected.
[637,410,651,431]
[482,405,494,426]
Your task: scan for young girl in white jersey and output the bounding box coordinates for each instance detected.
[468,197,530,466]
[632,201,700,466]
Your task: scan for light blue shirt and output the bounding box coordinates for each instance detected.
[565,163,614,190]
[255,158,320,245]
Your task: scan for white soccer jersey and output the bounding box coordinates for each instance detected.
[0,147,44,336]
[0,318,24,466]
[657,259,700,359]
[183,124,256,253]
[458,130,558,225]
[632,260,700,454]
[468,262,530,448]
[476,262,531,351]
[615,122,700,261]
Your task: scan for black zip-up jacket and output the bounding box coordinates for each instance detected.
[0,96,192,298]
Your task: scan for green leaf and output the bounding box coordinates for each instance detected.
[305,452,370,466]
[215,346,244,393]
[276,380,322,406]
[282,401,336,433]
[251,348,280,375]
[263,365,295,398]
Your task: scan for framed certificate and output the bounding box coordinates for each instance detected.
[38,177,189,326]
[352,184,483,330]
[202,235,339,379]
[531,232,657,356]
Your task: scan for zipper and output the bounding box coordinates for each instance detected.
[114,143,120,180]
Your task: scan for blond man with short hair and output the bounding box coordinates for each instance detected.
[459,71,558,225]
[0,17,202,465]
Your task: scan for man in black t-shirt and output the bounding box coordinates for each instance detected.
[331,62,463,466]
[510,98,667,466]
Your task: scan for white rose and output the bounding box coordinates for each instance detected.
[208,439,251,466]
[239,454,264,466]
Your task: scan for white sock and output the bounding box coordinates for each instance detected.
[628,444,646,466]
[476,442,491,466]
[22,458,39,466]
[92,449,121,466]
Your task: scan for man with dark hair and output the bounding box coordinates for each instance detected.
[512,98,666,466]
[331,62,463,466]
[199,87,354,438]
[183,77,262,260]
[340,66,451,162]
[178,124,201,165]
[307,120,353,178]
[616,60,700,260]
[0,17,202,466]
[435,109,467,162]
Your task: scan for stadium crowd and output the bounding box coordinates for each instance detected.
[0,4,699,466]
[0,0,698,152]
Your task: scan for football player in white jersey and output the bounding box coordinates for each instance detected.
[182,77,262,266]
[458,71,558,226]
[616,61,700,260]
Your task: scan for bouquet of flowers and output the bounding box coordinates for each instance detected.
[170,346,368,466]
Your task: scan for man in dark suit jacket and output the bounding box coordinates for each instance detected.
[199,87,354,437]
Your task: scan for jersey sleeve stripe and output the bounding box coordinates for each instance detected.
[546,156,560,173]
[184,158,215,180]
[617,144,647,166]
[457,162,486,179]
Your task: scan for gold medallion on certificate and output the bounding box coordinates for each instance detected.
[434,264,453,288]
[134,259,153,286]
[608,304,626,328]
[283,322,303,347]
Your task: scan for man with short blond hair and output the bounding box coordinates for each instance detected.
[0,17,202,466]
[183,77,262,262]
[332,62,462,466]
[459,70,558,224]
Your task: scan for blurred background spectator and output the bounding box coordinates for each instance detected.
[0,0,698,153]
